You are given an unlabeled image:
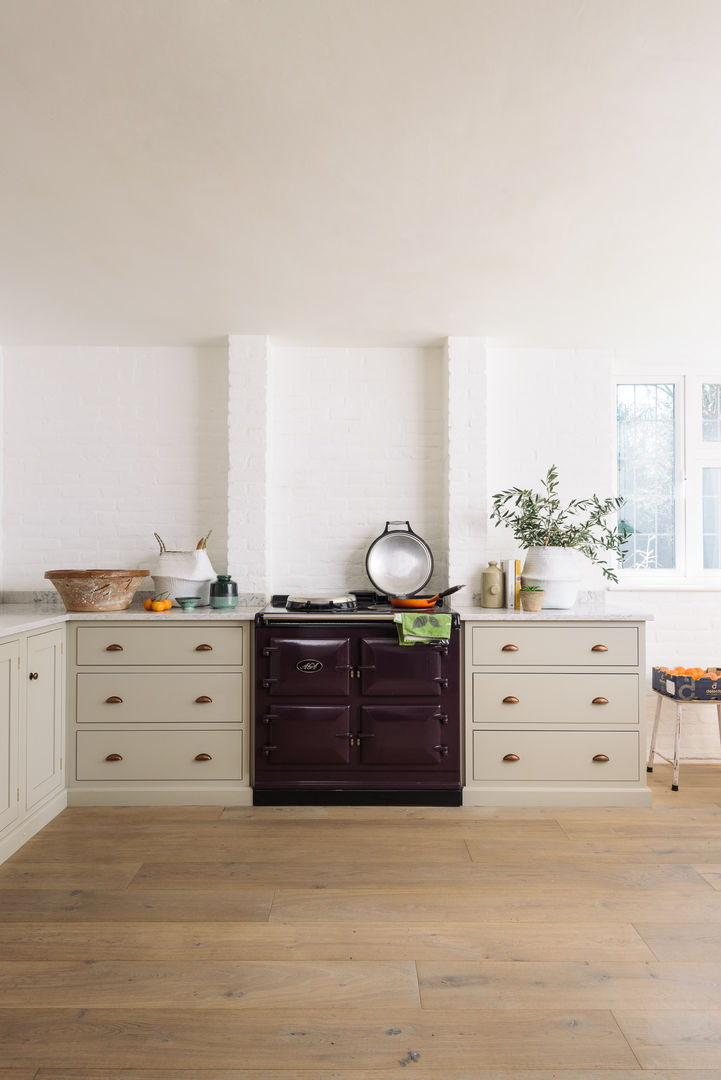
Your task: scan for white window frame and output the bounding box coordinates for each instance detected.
[615,374,721,588]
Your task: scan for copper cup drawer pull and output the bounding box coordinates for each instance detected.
[502,644,519,652]
[503,753,520,762]
[591,696,609,705]
[502,695,519,704]
[195,644,213,652]
[194,753,213,761]
[591,644,609,652]
[592,754,610,763]
[105,696,123,704]
[195,695,213,704]
[105,644,124,652]
[105,753,123,762]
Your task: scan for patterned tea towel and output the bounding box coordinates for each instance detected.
[394,611,452,647]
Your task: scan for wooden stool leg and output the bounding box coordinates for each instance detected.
[647,694,663,772]
[672,703,682,791]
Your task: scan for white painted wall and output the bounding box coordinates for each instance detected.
[267,346,447,595]
[2,346,228,591]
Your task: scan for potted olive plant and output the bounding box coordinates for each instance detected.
[490,465,628,608]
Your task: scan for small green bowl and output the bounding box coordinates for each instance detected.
[175,596,201,612]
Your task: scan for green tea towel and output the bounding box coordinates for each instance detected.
[394,611,452,646]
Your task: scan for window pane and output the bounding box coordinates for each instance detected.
[703,467,721,568]
[703,384,721,442]
[617,383,676,569]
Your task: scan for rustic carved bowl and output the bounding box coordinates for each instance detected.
[44,569,150,611]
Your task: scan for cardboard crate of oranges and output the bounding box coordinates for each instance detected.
[652,665,721,701]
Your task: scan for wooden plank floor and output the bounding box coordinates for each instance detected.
[2,766,721,1076]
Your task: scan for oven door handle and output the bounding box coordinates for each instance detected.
[355,732,375,739]
[262,646,279,656]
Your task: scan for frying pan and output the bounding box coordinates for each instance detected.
[366,521,434,596]
[389,585,465,610]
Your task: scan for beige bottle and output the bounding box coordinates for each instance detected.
[481,560,504,608]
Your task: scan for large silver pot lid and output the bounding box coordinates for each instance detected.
[365,520,434,597]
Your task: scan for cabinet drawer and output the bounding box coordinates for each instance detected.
[76,626,243,666]
[470,625,638,667]
[472,672,639,726]
[473,729,640,782]
[76,673,243,724]
[76,729,243,781]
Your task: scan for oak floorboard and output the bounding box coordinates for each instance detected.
[465,836,721,862]
[417,959,721,1010]
[268,885,721,923]
[0,889,273,922]
[31,1072,721,1080]
[0,920,655,962]
[614,1008,721,1069]
[0,1008,639,1070]
[125,858,708,891]
[0,960,420,1009]
[11,835,475,865]
[0,862,143,891]
[634,922,721,961]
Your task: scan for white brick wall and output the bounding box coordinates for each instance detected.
[3,345,228,591]
[446,337,487,603]
[227,335,271,598]
[266,346,447,594]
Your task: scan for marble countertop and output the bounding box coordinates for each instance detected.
[455,603,653,622]
[0,602,257,637]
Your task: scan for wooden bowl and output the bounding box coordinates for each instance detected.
[44,569,150,612]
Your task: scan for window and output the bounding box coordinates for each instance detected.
[616,377,721,581]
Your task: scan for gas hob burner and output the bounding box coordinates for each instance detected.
[284,593,358,613]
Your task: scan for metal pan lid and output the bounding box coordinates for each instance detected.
[365,520,433,597]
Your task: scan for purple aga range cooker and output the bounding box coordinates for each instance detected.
[253,591,461,805]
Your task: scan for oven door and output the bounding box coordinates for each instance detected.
[263,636,352,696]
[358,637,444,696]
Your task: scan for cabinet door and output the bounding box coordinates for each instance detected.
[0,640,20,834]
[25,628,64,811]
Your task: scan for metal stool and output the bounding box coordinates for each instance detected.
[647,690,721,790]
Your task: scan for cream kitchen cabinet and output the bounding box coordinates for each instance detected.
[67,620,251,806]
[0,626,67,864]
[463,619,651,806]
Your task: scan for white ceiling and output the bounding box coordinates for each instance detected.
[1,0,721,347]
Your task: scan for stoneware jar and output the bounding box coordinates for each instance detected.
[480,560,505,608]
[210,574,239,609]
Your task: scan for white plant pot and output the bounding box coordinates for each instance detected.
[521,546,581,609]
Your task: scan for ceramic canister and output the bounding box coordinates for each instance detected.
[210,574,239,609]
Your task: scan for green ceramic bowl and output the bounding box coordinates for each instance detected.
[175,596,201,612]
